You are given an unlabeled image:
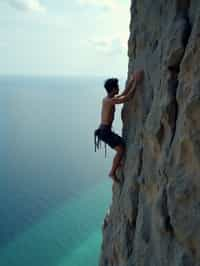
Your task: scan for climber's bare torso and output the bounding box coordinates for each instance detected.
[101,96,115,126]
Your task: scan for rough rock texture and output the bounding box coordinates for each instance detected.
[99,1,200,266]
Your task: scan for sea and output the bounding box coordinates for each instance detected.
[0,75,124,266]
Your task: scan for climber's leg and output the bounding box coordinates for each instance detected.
[109,144,124,182]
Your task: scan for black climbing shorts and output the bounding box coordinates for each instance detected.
[95,124,125,149]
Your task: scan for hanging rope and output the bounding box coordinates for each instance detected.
[94,129,107,158]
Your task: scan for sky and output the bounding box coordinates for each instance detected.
[0,0,130,76]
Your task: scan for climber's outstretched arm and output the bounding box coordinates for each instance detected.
[117,69,144,98]
[110,79,137,104]
[116,74,135,98]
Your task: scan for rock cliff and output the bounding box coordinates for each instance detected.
[99,1,200,266]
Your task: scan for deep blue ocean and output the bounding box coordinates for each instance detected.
[0,76,123,266]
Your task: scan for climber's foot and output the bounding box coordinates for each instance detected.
[109,171,120,183]
[120,161,124,167]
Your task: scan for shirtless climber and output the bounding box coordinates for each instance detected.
[94,70,144,183]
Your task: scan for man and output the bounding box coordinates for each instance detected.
[94,70,144,183]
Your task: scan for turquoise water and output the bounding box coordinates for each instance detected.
[0,182,111,266]
[0,76,123,266]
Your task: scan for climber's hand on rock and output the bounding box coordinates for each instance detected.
[133,70,144,83]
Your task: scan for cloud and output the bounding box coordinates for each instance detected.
[89,36,127,56]
[80,0,130,55]
[6,0,46,13]
[78,0,119,11]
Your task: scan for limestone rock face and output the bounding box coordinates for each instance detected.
[99,1,200,266]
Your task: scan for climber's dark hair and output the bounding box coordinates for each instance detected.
[104,78,118,94]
